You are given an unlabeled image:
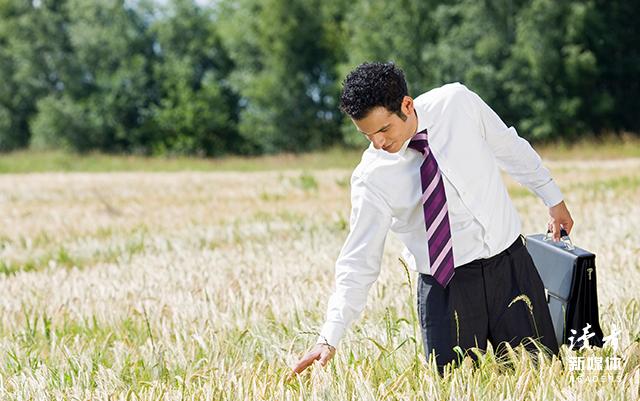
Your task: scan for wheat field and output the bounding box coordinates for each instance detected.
[0,157,639,400]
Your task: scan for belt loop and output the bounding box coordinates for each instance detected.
[504,235,523,256]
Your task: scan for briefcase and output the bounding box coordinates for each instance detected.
[525,229,604,348]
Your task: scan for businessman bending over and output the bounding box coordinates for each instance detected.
[291,62,573,376]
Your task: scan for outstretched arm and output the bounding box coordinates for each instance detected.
[289,171,392,377]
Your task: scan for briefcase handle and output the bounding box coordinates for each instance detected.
[544,227,575,250]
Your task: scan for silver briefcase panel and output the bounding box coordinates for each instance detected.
[524,232,597,346]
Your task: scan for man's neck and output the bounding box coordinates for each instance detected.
[412,109,419,136]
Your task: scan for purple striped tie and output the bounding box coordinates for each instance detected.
[408,129,455,288]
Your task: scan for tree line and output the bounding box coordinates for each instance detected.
[1,0,638,156]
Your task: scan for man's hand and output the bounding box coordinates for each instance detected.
[548,200,574,241]
[286,343,336,381]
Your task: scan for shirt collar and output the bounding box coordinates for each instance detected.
[398,136,412,154]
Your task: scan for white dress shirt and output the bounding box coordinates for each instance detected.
[317,82,564,348]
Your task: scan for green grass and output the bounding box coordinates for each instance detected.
[0,146,362,173]
[0,233,148,276]
[1,133,639,173]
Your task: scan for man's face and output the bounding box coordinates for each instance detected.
[352,96,417,153]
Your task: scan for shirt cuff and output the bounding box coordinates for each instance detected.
[316,321,346,348]
[532,179,564,207]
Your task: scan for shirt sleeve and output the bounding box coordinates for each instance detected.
[463,86,564,208]
[316,172,392,348]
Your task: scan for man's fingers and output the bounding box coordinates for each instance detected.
[291,358,313,374]
[319,345,337,367]
[318,349,330,366]
[548,220,558,241]
[291,352,320,374]
[548,200,574,240]
[563,220,574,235]
[552,221,561,241]
[288,345,335,381]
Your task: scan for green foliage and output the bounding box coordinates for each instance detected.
[218,0,345,154]
[30,94,102,151]
[0,0,638,155]
[295,171,319,191]
[149,0,239,156]
[0,0,77,150]
[60,0,160,153]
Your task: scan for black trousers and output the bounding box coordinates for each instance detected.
[417,234,559,374]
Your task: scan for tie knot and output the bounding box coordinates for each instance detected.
[408,129,429,154]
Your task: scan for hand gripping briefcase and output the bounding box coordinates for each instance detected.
[525,229,604,348]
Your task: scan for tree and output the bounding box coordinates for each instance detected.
[218,0,343,154]
[0,0,78,150]
[574,0,640,134]
[27,0,159,152]
[149,0,239,156]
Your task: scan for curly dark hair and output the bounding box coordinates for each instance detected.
[339,61,409,120]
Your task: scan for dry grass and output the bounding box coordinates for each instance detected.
[0,157,638,399]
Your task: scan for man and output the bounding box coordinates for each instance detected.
[290,62,573,376]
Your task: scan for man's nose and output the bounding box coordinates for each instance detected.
[371,134,385,149]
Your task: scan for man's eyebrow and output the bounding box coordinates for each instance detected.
[359,124,390,136]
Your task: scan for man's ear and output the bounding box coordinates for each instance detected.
[401,96,414,115]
